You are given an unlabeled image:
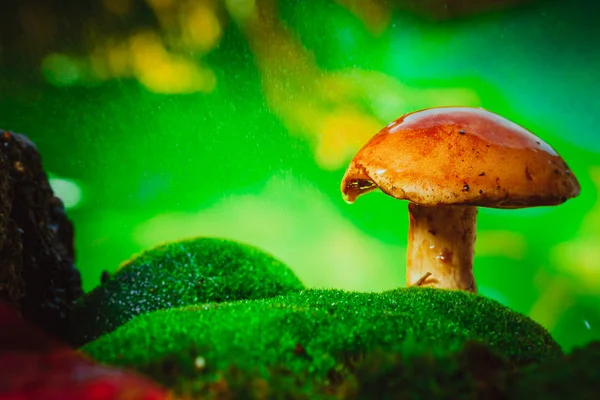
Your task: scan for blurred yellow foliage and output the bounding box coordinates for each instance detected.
[315,108,382,170]
[529,275,573,331]
[225,0,257,21]
[552,167,600,291]
[105,40,130,77]
[333,0,392,35]
[129,31,216,93]
[86,0,221,93]
[181,3,222,51]
[47,0,481,169]
[229,0,480,170]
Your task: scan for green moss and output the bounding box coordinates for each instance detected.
[343,341,512,400]
[511,341,600,399]
[82,287,561,397]
[69,237,304,346]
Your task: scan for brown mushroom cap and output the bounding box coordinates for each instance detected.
[341,107,580,208]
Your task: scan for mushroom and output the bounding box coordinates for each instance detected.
[341,107,580,292]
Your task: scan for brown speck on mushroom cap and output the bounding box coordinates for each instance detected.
[341,106,580,208]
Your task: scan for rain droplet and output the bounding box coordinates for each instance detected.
[195,356,206,369]
[584,320,591,330]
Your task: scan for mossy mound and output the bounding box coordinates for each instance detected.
[82,287,561,397]
[512,341,600,399]
[69,237,304,346]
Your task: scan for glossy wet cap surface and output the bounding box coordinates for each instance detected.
[341,107,580,208]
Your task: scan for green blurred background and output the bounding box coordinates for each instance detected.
[0,0,598,351]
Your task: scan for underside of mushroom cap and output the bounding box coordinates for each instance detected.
[341,107,580,208]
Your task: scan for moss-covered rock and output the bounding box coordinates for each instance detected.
[343,341,512,400]
[0,130,82,342]
[511,341,600,399]
[82,287,561,397]
[70,237,304,346]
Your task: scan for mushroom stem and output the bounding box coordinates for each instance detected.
[407,203,477,292]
